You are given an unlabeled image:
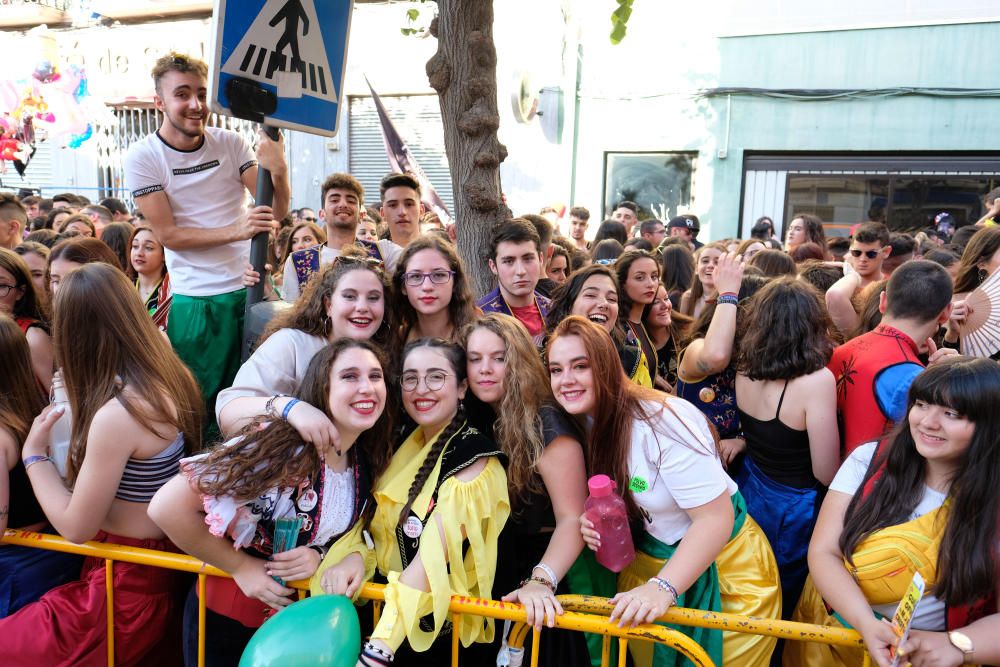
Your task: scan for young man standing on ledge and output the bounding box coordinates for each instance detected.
[125,52,290,430]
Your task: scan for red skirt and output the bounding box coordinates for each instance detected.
[0,531,186,667]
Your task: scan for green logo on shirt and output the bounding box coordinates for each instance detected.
[629,476,648,493]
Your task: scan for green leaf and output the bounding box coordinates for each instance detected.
[406,8,419,21]
[610,21,627,44]
[612,5,632,22]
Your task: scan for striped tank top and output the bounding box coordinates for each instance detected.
[115,432,185,503]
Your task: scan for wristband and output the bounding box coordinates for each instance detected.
[716,294,739,306]
[308,544,328,561]
[23,455,53,470]
[281,398,301,421]
[718,291,738,298]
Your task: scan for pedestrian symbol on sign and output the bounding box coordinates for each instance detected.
[221,0,336,101]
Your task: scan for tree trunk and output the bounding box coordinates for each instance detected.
[427,0,511,298]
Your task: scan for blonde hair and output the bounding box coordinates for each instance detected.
[459,313,548,506]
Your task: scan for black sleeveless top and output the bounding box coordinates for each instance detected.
[9,460,47,527]
[738,380,816,488]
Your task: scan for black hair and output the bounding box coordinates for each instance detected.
[487,218,541,260]
[883,260,952,322]
[592,220,628,246]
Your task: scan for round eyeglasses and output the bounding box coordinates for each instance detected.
[401,370,451,392]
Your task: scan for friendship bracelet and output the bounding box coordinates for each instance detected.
[23,455,53,470]
[648,576,679,601]
[716,294,739,306]
[718,291,738,298]
[281,398,301,421]
[520,576,557,593]
[533,563,558,588]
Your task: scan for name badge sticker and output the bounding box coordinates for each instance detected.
[629,476,648,493]
[403,515,424,539]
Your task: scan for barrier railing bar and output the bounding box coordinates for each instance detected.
[105,559,115,666]
[618,637,628,667]
[530,626,541,667]
[451,611,460,667]
[601,634,611,667]
[197,573,207,667]
[6,529,870,666]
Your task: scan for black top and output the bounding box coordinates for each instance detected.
[9,459,46,528]
[738,380,817,488]
[535,277,558,298]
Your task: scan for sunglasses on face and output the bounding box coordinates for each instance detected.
[850,249,881,259]
[302,216,317,222]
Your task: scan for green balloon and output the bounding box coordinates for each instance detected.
[240,595,360,667]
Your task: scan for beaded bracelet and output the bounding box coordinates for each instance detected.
[533,563,558,588]
[361,641,394,664]
[264,394,288,421]
[519,575,557,593]
[281,398,301,421]
[648,576,679,602]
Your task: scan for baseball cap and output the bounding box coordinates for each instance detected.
[668,215,699,231]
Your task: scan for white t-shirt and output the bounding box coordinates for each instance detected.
[627,398,738,545]
[125,127,256,296]
[281,240,403,302]
[830,442,947,630]
[215,328,327,422]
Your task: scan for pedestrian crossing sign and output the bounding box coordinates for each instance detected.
[209,0,353,136]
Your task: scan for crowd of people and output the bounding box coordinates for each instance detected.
[0,51,998,667]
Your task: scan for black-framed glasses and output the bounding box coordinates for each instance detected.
[0,283,20,297]
[302,216,317,222]
[401,370,451,392]
[403,270,455,287]
[850,249,880,259]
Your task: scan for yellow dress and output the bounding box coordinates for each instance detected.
[309,521,377,600]
[368,423,510,652]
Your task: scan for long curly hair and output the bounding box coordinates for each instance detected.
[194,339,393,506]
[0,314,45,446]
[262,246,392,347]
[390,234,477,348]
[53,263,203,485]
[460,314,547,507]
[396,338,468,526]
[840,357,1000,607]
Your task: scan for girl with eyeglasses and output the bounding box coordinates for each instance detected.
[316,338,508,666]
[151,340,392,666]
[0,248,53,393]
[389,234,477,350]
[217,247,392,458]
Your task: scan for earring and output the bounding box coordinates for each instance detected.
[979,268,987,284]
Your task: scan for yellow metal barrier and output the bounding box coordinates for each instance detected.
[2,530,715,666]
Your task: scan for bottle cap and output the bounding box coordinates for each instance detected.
[588,474,615,497]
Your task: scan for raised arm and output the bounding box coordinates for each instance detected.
[825,271,861,337]
[678,253,743,378]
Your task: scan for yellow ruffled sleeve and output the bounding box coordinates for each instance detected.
[371,456,510,652]
[308,518,376,600]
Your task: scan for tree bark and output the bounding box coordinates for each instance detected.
[427,0,511,298]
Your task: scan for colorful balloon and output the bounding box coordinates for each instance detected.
[239,595,361,667]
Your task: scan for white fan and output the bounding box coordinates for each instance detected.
[956,267,1000,358]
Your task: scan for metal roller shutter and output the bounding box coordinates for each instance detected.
[348,94,454,210]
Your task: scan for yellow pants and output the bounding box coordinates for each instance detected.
[782,576,866,667]
[619,515,781,667]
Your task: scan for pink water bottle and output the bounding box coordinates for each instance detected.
[585,474,635,572]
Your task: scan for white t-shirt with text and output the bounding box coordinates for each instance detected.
[125,127,256,296]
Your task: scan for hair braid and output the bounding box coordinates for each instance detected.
[397,404,466,526]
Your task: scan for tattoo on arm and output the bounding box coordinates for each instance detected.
[0,505,8,521]
[696,358,713,376]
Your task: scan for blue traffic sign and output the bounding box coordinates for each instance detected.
[209,0,353,136]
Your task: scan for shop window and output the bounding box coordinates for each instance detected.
[603,152,695,221]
